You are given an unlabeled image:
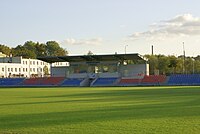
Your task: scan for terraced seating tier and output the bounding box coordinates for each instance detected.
[61,78,84,86]
[23,77,65,86]
[23,78,45,85]
[168,74,200,85]
[92,77,118,86]
[40,77,65,85]
[141,75,166,84]
[0,78,25,86]
[119,78,141,85]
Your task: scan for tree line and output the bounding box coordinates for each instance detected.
[145,54,200,75]
[0,41,68,59]
[1,41,200,75]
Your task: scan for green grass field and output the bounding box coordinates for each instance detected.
[1,86,200,134]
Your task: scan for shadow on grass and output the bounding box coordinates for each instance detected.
[1,98,200,129]
[30,86,200,99]
[1,87,200,107]
[1,86,200,130]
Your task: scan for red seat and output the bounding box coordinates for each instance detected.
[41,77,65,85]
[141,75,166,83]
[119,79,141,84]
[23,77,65,85]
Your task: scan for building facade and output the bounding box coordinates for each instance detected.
[0,56,68,78]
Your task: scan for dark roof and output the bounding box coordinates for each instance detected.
[37,53,146,63]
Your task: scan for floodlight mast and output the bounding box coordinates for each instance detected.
[183,42,186,74]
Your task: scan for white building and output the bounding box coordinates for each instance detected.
[0,56,68,78]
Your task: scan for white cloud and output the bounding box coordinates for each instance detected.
[61,37,103,46]
[129,14,200,40]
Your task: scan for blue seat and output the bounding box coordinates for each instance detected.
[92,78,118,86]
[0,78,25,86]
[61,78,83,86]
[168,74,200,85]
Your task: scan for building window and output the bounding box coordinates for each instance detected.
[8,68,10,72]
[23,61,25,64]
[19,68,21,72]
[23,68,25,72]
[15,68,17,72]
[37,61,38,65]
[11,68,13,72]
[25,61,27,65]
[30,61,32,65]
[33,61,35,65]
[30,68,32,72]
[2,68,4,72]
[26,68,28,72]
[33,68,35,72]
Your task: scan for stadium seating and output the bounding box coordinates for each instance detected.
[40,77,65,85]
[0,78,25,86]
[92,77,118,86]
[168,74,200,85]
[141,75,166,85]
[118,75,166,86]
[119,78,141,86]
[3,74,200,87]
[22,78,45,85]
[61,78,84,86]
[23,77,65,86]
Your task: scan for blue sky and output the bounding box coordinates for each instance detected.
[1,0,200,56]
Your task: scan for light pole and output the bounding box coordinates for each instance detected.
[182,42,186,74]
[125,45,128,54]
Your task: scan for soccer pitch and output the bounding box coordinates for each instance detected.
[0,86,200,134]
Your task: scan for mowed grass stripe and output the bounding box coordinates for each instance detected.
[0,86,200,134]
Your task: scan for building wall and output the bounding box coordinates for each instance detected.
[0,57,51,78]
[51,66,68,77]
[119,64,149,78]
[52,62,69,67]
[0,57,21,63]
[51,62,149,79]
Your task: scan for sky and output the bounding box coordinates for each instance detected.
[1,0,200,56]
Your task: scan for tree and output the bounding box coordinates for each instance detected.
[46,41,68,56]
[0,44,11,56]
[24,41,36,52]
[144,55,158,75]
[12,45,36,58]
[87,50,94,55]
[175,58,184,74]
[43,65,49,76]
[194,60,200,73]
[10,41,68,58]
[157,55,170,75]
[168,56,178,74]
[35,42,47,57]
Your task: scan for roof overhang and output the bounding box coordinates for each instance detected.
[37,53,147,63]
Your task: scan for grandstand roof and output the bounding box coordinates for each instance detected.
[37,53,146,63]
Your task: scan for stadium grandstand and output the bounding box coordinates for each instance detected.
[1,53,200,87]
[38,53,149,87]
